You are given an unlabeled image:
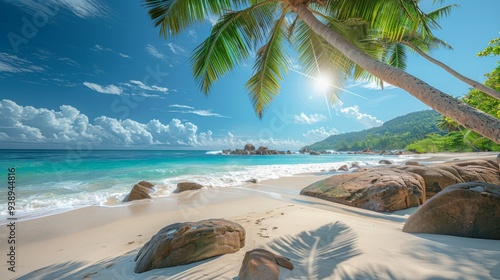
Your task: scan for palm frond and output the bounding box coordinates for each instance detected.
[142,0,249,38]
[191,1,277,93]
[387,43,407,70]
[326,0,438,41]
[245,11,291,118]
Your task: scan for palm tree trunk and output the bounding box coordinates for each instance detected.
[296,4,500,144]
[401,41,500,100]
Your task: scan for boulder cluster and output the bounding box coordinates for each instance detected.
[301,159,499,212]
[222,144,291,155]
[300,158,500,240]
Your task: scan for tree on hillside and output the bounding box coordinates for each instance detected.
[143,0,500,143]
[455,37,500,150]
[417,37,500,152]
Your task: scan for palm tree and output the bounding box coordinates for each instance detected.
[372,4,500,100]
[437,116,461,132]
[143,0,500,143]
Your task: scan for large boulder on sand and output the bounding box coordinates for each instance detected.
[175,182,204,193]
[134,219,246,273]
[300,168,425,212]
[238,249,294,280]
[398,159,500,198]
[123,181,155,202]
[403,182,500,240]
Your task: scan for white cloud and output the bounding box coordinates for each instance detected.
[56,0,106,18]
[0,52,44,73]
[303,127,339,142]
[92,44,112,52]
[190,110,227,118]
[197,134,305,150]
[4,0,107,18]
[0,100,304,149]
[128,80,168,93]
[146,44,167,60]
[83,82,122,95]
[118,53,131,59]
[133,92,161,98]
[339,105,383,128]
[207,15,219,26]
[294,113,326,124]
[169,104,195,110]
[188,29,197,40]
[168,104,228,118]
[166,43,188,56]
[92,45,131,59]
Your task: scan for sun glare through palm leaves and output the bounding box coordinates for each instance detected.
[289,67,369,120]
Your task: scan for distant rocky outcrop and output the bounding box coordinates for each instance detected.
[300,168,425,212]
[398,159,500,198]
[238,249,294,280]
[222,144,287,155]
[299,147,338,155]
[403,182,500,240]
[123,181,155,202]
[244,143,256,151]
[134,219,246,273]
[175,182,204,193]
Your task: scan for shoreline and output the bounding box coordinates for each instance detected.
[0,151,498,279]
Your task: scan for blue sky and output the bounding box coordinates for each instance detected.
[0,0,498,150]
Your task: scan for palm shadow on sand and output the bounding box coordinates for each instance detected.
[16,250,235,280]
[266,221,360,280]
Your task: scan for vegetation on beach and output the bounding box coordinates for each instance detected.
[407,38,500,153]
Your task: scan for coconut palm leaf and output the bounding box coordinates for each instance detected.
[143,0,250,38]
[191,1,277,93]
[245,11,290,118]
[387,43,407,70]
[325,0,437,41]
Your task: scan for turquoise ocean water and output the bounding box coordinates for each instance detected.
[0,149,412,221]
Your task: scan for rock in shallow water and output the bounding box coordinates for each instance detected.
[134,219,245,273]
[175,182,204,193]
[403,182,500,240]
[123,181,154,202]
[300,168,425,212]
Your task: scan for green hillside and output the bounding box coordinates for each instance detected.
[304,110,443,151]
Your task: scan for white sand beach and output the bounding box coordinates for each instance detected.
[1,152,499,280]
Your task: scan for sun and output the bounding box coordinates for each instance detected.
[314,76,330,92]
